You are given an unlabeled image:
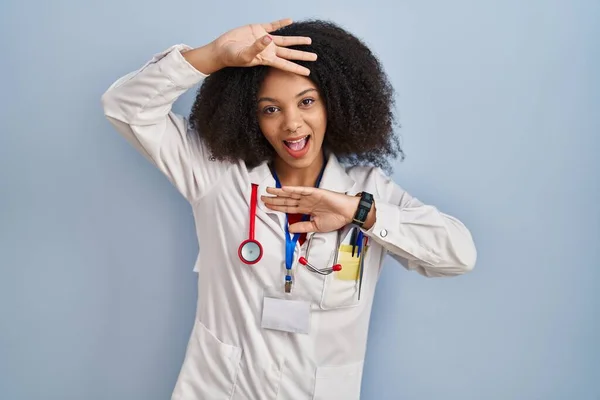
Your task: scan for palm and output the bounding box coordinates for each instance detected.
[216,24,273,66]
[302,192,351,232]
[311,213,350,233]
[263,187,357,233]
[212,19,316,76]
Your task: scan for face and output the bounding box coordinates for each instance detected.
[257,68,327,170]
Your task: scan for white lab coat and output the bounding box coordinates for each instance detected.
[101,44,477,400]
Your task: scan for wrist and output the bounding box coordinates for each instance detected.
[346,193,376,229]
[362,202,376,230]
[181,42,224,75]
[346,196,361,224]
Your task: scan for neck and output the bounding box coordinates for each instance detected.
[273,153,325,187]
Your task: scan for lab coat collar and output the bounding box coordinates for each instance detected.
[246,151,357,234]
[317,151,357,194]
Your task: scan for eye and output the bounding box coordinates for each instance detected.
[300,98,315,107]
[262,106,279,115]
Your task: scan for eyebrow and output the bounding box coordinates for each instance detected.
[257,88,318,103]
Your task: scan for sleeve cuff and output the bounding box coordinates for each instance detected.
[360,201,441,267]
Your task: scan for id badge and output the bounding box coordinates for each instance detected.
[261,288,311,334]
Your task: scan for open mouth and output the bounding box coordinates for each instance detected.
[283,135,310,151]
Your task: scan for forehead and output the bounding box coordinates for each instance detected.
[258,68,317,97]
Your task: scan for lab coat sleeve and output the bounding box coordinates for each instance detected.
[101,44,228,202]
[360,168,477,277]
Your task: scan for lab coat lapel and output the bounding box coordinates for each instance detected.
[318,152,357,195]
[246,161,287,235]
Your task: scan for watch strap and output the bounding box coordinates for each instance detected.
[352,192,374,227]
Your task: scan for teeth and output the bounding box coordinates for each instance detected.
[285,136,308,144]
[284,136,309,151]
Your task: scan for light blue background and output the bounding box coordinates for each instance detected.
[1,0,599,399]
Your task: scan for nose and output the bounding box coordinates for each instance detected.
[282,109,303,134]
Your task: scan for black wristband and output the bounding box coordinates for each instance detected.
[352,192,374,227]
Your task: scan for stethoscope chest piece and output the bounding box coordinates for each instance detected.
[239,239,263,264]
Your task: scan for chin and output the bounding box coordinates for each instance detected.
[282,150,320,169]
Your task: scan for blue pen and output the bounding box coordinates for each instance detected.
[358,235,367,300]
[356,231,363,257]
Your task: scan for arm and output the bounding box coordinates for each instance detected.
[101,19,317,202]
[358,169,477,277]
[261,167,475,277]
[263,174,475,278]
[101,44,222,202]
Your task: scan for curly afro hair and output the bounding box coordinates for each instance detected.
[189,20,403,173]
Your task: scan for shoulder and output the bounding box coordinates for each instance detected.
[345,163,415,206]
[345,164,393,198]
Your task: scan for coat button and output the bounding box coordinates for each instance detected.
[380,229,388,238]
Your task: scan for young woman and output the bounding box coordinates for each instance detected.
[102,18,476,400]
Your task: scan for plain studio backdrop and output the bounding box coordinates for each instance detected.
[1,1,598,399]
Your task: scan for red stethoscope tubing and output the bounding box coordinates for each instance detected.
[238,182,342,274]
[238,184,263,265]
[249,183,257,241]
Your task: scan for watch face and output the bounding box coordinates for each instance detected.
[352,191,373,227]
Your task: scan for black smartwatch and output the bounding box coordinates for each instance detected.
[352,192,374,227]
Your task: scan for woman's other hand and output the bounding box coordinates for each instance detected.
[183,18,317,76]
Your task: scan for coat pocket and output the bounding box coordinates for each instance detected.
[320,243,369,310]
[313,361,364,400]
[171,319,242,400]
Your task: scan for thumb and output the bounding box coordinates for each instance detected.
[288,220,316,234]
[240,35,272,63]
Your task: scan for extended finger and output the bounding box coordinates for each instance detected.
[262,18,293,33]
[276,47,317,62]
[265,188,302,199]
[272,35,312,47]
[281,186,315,196]
[268,57,311,76]
[261,195,300,207]
[264,203,309,214]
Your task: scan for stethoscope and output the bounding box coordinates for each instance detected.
[298,230,342,275]
[238,183,263,265]
[237,163,343,285]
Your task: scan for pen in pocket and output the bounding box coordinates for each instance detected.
[358,235,368,300]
